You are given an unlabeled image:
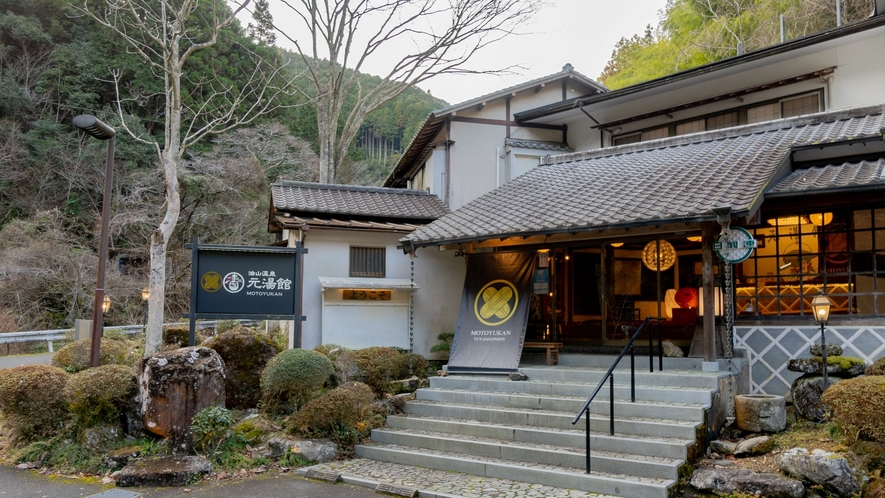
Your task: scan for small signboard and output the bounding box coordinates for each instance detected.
[187,238,307,346]
[714,227,757,264]
[533,268,549,294]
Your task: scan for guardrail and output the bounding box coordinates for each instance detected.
[0,320,259,353]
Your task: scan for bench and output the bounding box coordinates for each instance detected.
[523,341,563,365]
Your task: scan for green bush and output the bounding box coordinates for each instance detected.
[64,364,137,428]
[430,332,454,355]
[191,406,235,456]
[260,348,334,413]
[314,344,359,387]
[0,365,71,440]
[206,327,281,409]
[290,382,382,450]
[867,356,885,376]
[353,347,401,396]
[822,375,885,442]
[163,326,190,348]
[51,338,139,373]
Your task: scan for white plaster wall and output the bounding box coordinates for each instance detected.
[294,229,464,356]
[830,33,885,109]
[449,121,503,210]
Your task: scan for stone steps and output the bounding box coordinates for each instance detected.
[350,360,722,498]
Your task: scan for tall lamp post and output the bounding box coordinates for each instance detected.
[811,292,832,387]
[73,115,115,368]
[141,288,150,335]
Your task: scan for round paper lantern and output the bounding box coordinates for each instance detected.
[641,240,676,272]
[675,287,699,309]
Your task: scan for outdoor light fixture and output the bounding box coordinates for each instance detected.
[808,213,833,226]
[141,288,150,335]
[610,242,624,248]
[686,236,702,243]
[812,292,832,387]
[101,295,111,314]
[73,114,115,368]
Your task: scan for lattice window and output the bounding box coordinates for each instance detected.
[350,247,386,278]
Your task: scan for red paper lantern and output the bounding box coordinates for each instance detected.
[675,287,699,309]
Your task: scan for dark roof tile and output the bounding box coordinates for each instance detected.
[271,181,448,221]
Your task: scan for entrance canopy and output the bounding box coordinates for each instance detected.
[401,105,885,251]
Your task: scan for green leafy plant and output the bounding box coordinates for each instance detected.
[260,348,334,413]
[822,375,885,442]
[190,406,235,457]
[64,364,137,428]
[0,365,71,441]
[430,332,454,355]
[353,347,402,396]
[206,327,281,409]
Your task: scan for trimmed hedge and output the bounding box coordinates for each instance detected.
[52,339,138,373]
[0,365,71,440]
[290,382,381,450]
[260,348,334,413]
[822,375,885,442]
[63,364,137,428]
[867,356,885,376]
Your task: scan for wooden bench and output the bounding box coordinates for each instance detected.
[523,341,563,365]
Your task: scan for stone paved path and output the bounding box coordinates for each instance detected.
[301,458,624,498]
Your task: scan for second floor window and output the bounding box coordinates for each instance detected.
[350,246,386,278]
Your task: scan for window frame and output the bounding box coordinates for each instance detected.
[349,246,386,278]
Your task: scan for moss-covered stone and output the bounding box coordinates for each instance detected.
[787,356,865,377]
[206,327,281,410]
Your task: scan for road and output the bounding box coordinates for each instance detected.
[0,352,53,370]
[0,466,380,498]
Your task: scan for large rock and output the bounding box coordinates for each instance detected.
[778,448,861,497]
[791,375,842,422]
[140,347,226,451]
[735,394,786,433]
[267,437,338,463]
[788,356,866,377]
[709,439,737,455]
[734,435,774,457]
[811,343,843,357]
[116,455,212,487]
[690,468,804,498]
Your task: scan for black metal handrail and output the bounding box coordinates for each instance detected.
[570,317,664,474]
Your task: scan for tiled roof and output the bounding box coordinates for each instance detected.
[273,215,426,233]
[403,106,885,248]
[271,181,448,221]
[770,158,885,194]
[505,138,573,152]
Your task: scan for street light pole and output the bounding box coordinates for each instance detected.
[73,115,115,369]
[812,292,832,388]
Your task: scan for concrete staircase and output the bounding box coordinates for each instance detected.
[353,355,735,498]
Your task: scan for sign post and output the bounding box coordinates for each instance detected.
[187,238,307,346]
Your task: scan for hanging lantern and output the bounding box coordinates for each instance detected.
[642,240,676,272]
[675,287,699,309]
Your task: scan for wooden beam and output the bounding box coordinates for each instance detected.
[534,83,545,93]
[702,222,717,362]
[476,102,486,112]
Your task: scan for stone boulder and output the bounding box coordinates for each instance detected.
[690,468,804,498]
[267,437,338,463]
[788,356,866,377]
[811,343,844,357]
[734,435,774,457]
[140,347,226,451]
[778,448,861,497]
[791,375,842,422]
[735,394,786,433]
[662,341,684,357]
[116,455,212,487]
[709,439,737,455]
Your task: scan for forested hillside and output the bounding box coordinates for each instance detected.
[0,0,445,332]
[600,0,876,89]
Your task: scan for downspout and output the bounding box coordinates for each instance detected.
[445,118,452,206]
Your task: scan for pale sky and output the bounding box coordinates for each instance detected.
[250,0,668,106]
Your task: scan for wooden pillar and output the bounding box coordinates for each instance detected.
[702,223,717,362]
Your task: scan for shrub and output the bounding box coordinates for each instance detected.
[163,326,190,348]
[822,375,885,442]
[0,365,70,440]
[64,364,138,428]
[867,356,885,376]
[290,382,382,450]
[353,347,402,396]
[206,327,281,409]
[191,406,235,456]
[260,348,334,413]
[430,332,454,355]
[52,338,138,373]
